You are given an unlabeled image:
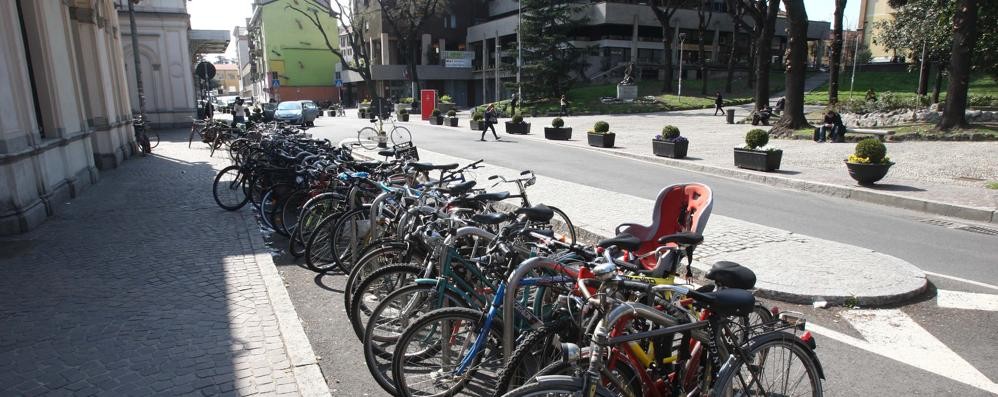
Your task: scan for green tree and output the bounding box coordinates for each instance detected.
[726,0,781,110]
[649,0,683,93]
[520,0,588,99]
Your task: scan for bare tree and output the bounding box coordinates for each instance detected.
[775,0,810,130]
[649,0,682,93]
[828,0,847,104]
[696,0,714,95]
[726,0,780,110]
[285,0,376,97]
[375,0,448,93]
[724,3,746,93]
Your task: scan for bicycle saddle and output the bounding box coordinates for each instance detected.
[656,232,704,247]
[437,180,476,195]
[471,213,508,225]
[688,288,756,317]
[470,191,510,202]
[515,204,554,223]
[378,149,396,157]
[705,261,757,290]
[410,162,459,172]
[597,233,642,252]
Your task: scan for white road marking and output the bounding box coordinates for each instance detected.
[924,271,998,291]
[936,289,998,311]
[809,309,998,395]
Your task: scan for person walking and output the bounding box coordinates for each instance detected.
[509,93,519,116]
[714,91,724,116]
[231,97,246,126]
[480,104,501,141]
[559,95,569,116]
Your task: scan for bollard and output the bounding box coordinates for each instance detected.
[726,108,735,124]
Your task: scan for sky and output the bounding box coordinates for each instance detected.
[188,0,864,57]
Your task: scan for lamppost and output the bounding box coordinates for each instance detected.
[849,27,861,101]
[516,0,522,101]
[677,33,686,99]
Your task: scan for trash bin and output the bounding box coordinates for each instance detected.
[726,109,735,124]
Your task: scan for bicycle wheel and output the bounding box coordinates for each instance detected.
[329,208,371,274]
[357,127,380,150]
[363,285,468,395]
[349,264,424,340]
[149,131,160,148]
[493,326,563,396]
[259,183,294,236]
[390,125,412,145]
[212,166,249,211]
[344,243,417,320]
[304,213,342,272]
[547,206,577,246]
[502,375,614,397]
[711,331,823,397]
[391,307,505,397]
[279,189,309,235]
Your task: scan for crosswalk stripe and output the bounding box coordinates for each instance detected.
[936,289,998,311]
[810,309,998,395]
[924,271,998,291]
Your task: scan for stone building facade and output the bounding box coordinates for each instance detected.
[1,0,136,235]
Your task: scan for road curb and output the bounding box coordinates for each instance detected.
[243,213,331,397]
[500,131,997,224]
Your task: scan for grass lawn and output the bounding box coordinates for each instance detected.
[804,71,998,105]
[479,72,789,116]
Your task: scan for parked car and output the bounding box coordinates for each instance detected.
[274,100,320,126]
[261,103,277,122]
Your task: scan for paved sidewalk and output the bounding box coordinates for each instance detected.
[483,109,998,222]
[353,146,928,306]
[0,132,328,396]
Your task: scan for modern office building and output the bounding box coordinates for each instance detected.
[467,0,831,104]
[2,0,135,234]
[246,0,341,104]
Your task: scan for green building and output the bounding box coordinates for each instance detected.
[247,0,341,103]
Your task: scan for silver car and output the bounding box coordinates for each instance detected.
[274,100,320,126]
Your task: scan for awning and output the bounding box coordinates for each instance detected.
[190,29,230,56]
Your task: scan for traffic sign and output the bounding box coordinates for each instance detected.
[272,78,280,88]
[335,79,343,87]
[195,62,216,80]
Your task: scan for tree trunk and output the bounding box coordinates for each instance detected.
[747,39,755,89]
[698,37,708,95]
[725,29,738,93]
[662,25,674,93]
[776,0,810,130]
[939,0,978,130]
[932,62,944,104]
[406,36,421,94]
[917,42,929,96]
[753,0,780,110]
[828,0,846,104]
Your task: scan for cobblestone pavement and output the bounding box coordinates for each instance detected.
[0,131,326,396]
[465,108,998,212]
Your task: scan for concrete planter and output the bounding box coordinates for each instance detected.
[429,116,444,125]
[652,139,688,159]
[845,161,893,185]
[587,133,615,148]
[447,117,459,127]
[544,127,572,140]
[734,148,782,172]
[505,122,531,134]
[436,103,455,113]
[398,114,410,122]
[470,120,483,130]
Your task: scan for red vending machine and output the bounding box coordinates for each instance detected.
[420,90,437,120]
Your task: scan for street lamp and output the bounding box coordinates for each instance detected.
[678,32,686,99]
[517,0,522,101]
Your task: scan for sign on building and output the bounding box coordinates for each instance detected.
[442,51,473,68]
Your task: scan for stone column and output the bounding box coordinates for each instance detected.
[630,15,638,64]
[421,34,431,65]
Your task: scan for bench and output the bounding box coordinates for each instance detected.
[845,128,892,141]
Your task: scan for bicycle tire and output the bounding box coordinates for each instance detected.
[329,208,371,274]
[279,189,309,236]
[546,205,577,246]
[349,264,424,340]
[391,307,504,397]
[493,326,562,397]
[711,331,823,397]
[502,375,615,397]
[304,213,342,272]
[390,125,412,145]
[212,165,249,211]
[363,284,468,395]
[344,242,414,320]
[358,126,380,150]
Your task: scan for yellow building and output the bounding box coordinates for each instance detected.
[214,63,240,95]
[858,0,896,62]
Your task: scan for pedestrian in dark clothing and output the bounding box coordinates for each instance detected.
[816,110,845,143]
[481,104,500,141]
[509,93,518,116]
[714,91,724,116]
[559,95,569,116]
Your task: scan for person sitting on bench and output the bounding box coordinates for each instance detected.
[815,110,845,143]
[751,106,774,126]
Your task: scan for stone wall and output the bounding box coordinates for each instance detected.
[842,109,997,128]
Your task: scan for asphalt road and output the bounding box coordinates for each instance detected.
[272,115,998,396]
